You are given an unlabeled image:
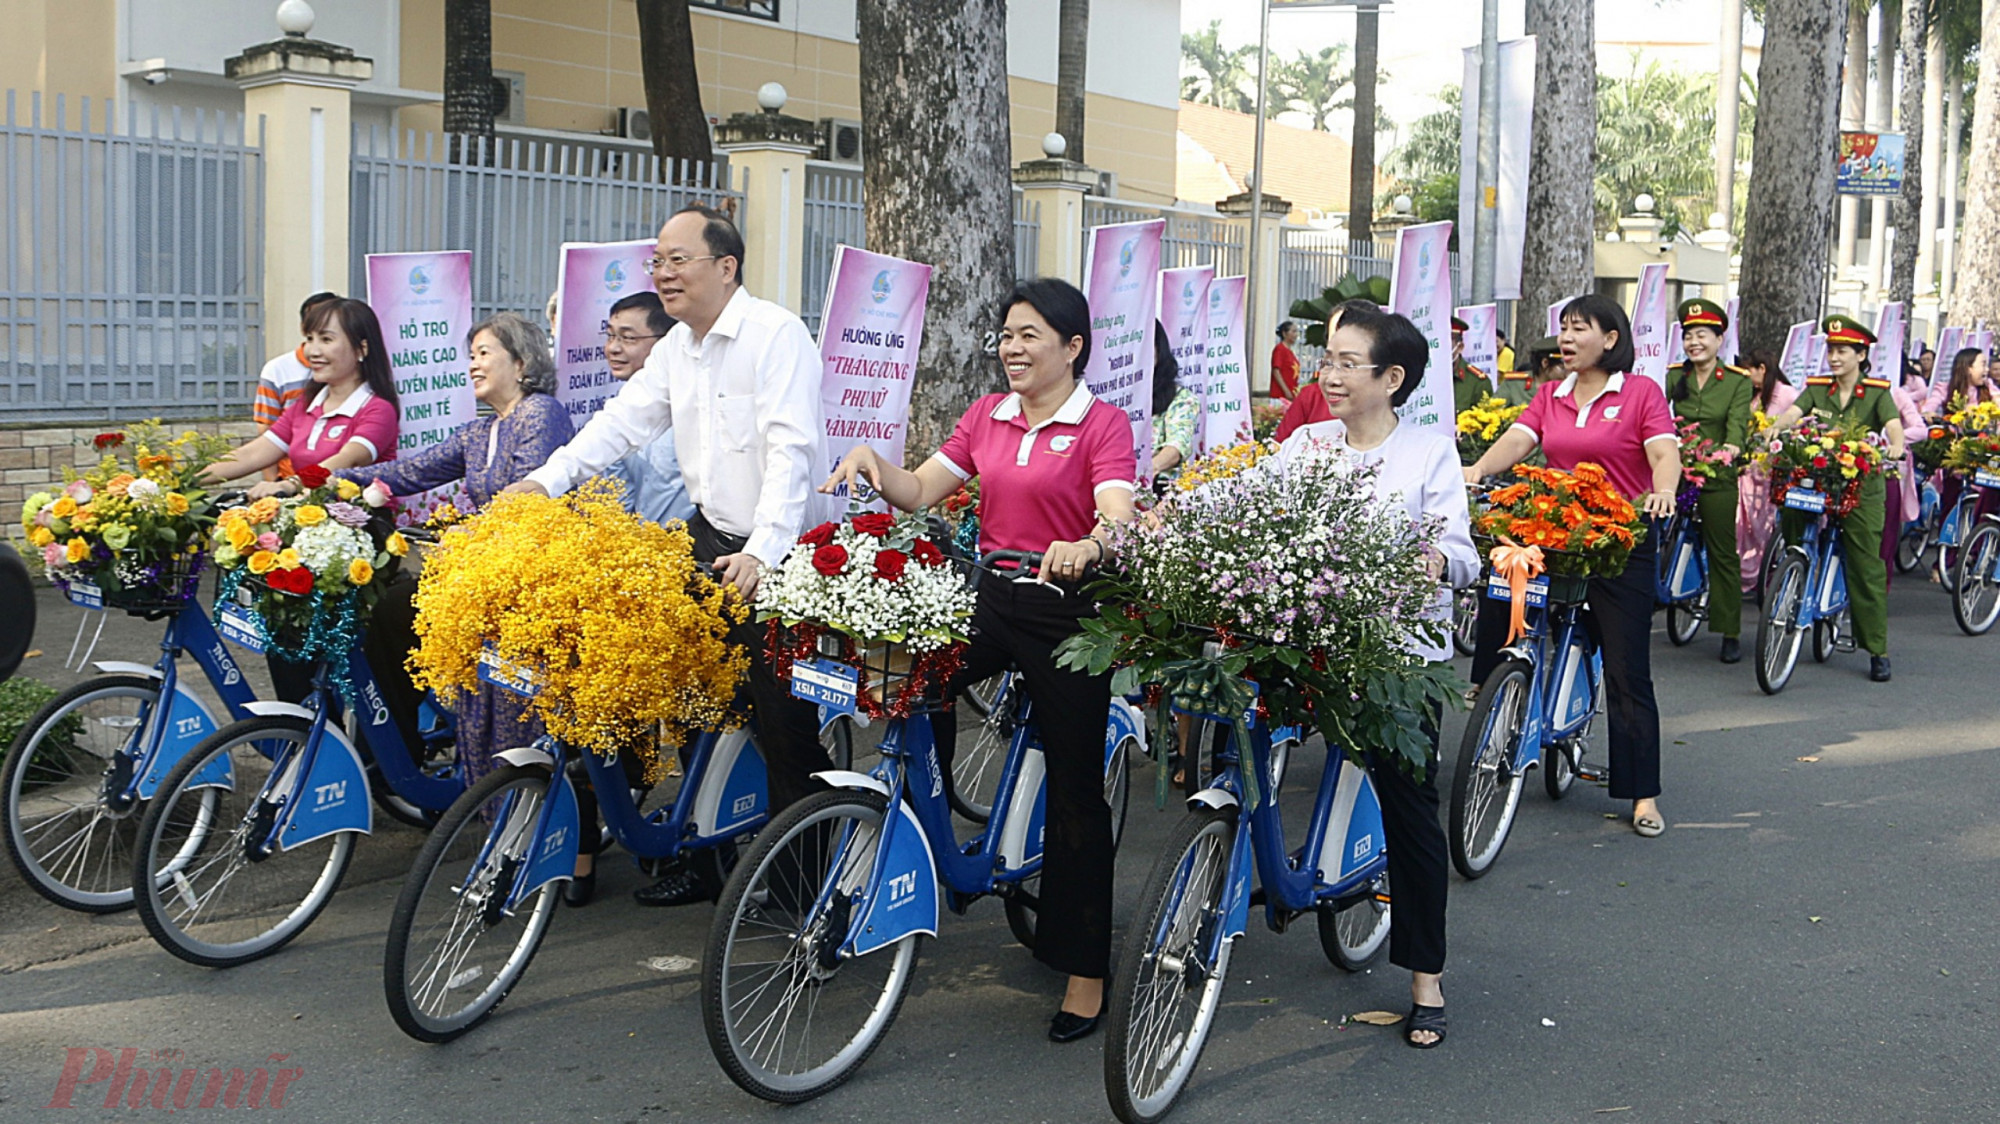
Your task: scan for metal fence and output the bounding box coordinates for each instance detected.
[1,92,264,422]
[799,163,1044,336]
[1081,198,1247,277]
[350,129,739,331]
[1278,226,1470,318]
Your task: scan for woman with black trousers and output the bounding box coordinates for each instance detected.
[822,278,1138,1043]
[1463,294,1683,838]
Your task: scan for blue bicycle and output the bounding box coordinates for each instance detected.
[1102,682,1392,1123]
[1655,506,1710,646]
[1949,471,2000,635]
[699,552,1141,1103]
[1756,487,1856,694]
[1449,560,1606,879]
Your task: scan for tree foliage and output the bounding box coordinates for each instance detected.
[1180,28,1391,135]
[1181,21,1255,112]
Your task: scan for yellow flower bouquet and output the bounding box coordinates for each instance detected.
[1455,394,1527,466]
[20,421,233,610]
[408,481,746,776]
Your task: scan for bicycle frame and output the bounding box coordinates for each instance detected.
[1778,504,1849,630]
[1484,577,1603,775]
[1654,512,1709,607]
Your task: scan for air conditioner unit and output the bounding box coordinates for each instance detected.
[818,118,863,166]
[1094,170,1119,198]
[492,70,527,124]
[616,107,652,143]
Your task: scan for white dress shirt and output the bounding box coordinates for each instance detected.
[526,286,827,568]
[1278,419,1479,663]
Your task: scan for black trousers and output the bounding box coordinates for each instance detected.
[689,512,831,819]
[1362,701,1448,975]
[1468,540,1662,801]
[934,578,1115,980]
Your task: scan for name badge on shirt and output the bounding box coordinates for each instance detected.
[1602,406,1621,420]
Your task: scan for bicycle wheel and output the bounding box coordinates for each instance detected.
[1003,732,1136,949]
[1940,506,1974,592]
[1666,585,1705,646]
[384,764,561,1043]
[1449,660,1530,880]
[1895,523,1930,574]
[1451,590,1478,657]
[1542,739,1577,799]
[947,674,1014,823]
[1953,523,2000,636]
[1756,555,1808,696]
[1316,872,1391,972]
[1104,807,1237,1124]
[132,718,354,967]
[703,788,920,1103]
[1812,607,1847,664]
[2,675,157,912]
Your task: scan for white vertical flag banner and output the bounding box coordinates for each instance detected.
[1722,296,1742,363]
[1931,326,1965,396]
[1202,276,1252,450]
[1628,262,1671,388]
[1159,265,1214,443]
[1457,36,1538,300]
[366,250,476,524]
[1388,220,1458,437]
[1082,219,1165,481]
[1870,301,1906,378]
[1455,303,1499,389]
[1778,321,1816,386]
[553,240,656,424]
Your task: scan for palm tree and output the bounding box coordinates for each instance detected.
[1348,6,1381,244]
[1387,86,1462,182]
[1272,45,1353,132]
[1056,0,1089,160]
[634,0,715,171]
[1181,21,1254,113]
[1594,57,1720,236]
[443,0,494,142]
[1887,0,1928,305]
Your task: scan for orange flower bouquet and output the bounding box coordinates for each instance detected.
[1475,462,1647,580]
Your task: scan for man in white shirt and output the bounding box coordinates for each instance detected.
[509,205,830,907]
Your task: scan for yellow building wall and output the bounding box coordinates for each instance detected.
[0,1,118,117]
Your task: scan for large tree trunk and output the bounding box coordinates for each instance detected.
[1516,0,1595,344]
[1953,3,2000,325]
[1055,0,1089,162]
[1866,1,1898,301]
[1739,0,1849,358]
[635,0,716,172]
[1915,19,1945,295]
[443,0,495,140]
[1346,9,1379,239]
[1887,0,1927,306]
[858,0,1017,460]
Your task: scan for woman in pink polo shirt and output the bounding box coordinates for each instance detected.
[203,297,401,500]
[823,278,1137,1045]
[1463,294,1682,838]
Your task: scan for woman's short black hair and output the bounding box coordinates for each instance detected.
[301,297,399,414]
[998,278,1092,378]
[1151,321,1181,416]
[1337,307,1429,409]
[1276,320,1295,339]
[1559,293,1636,374]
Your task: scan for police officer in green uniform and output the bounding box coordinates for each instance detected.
[1669,298,1756,662]
[1450,315,1488,416]
[1769,315,1906,682]
[1495,336,1542,406]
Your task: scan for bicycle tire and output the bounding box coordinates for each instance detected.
[1451,590,1478,657]
[133,717,354,967]
[1316,872,1391,972]
[1952,523,2000,636]
[1449,660,1531,880]
[1104,806,1237,1124]
[2,674,159,912]
[384,764,561,1042]
[703,788,920,1104]
[1756,555,1808,695]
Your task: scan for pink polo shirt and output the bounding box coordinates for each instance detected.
[262,383,399,472]
[1510,371,1676,501]
[932,382,1137,556]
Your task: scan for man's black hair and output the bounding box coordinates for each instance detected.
[609,290,675,338]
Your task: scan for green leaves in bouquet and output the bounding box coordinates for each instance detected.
[1288,274,1394,349]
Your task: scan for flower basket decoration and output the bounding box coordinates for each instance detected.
[1939,399,2000,484]
[1456,394,1527,467]
[1760,416,1887,518]
[1475,463,1647,580]
[21,422,234,613]
[757,510,975,720]
[406,482,745,782]
[210,465,403,679]
[1056,437,1466,799]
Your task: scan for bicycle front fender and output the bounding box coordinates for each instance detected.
[812,769,889,797]
[1187,786,1237,813]
[134,684,226,800]
[513,769,582,903]
[274,725,372,849]
[846,798,939,957]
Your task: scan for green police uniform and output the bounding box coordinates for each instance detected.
[1452,359,1489,416]
[1496,370,1536,407]
[1783,371,1899,657]
[1671,299,1755,639]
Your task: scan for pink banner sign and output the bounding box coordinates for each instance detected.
[1629,262,1671,388]
[816,246,932,506]
[1455,303,1499,389]
[1159,265,1214,450]
[367,250,475,524]
[1388,220,1457,437]
[553,240,656,424]
[1777,321,1816,387]
[1871,301,1906,379]
[1082,219,1164,481]
[1931,326,1965,395]
[1202,276,1252,451]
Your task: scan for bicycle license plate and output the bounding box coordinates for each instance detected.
[1974,469,2000,491]
[1485,572,1549,607]
[65,581,104,611]
[1783,489,1827,513]
[477,646,544,697]
[215,606,265,653]
[790,657,859,715]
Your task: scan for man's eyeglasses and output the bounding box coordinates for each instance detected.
[602,330,663,347]
[643,253,718,274]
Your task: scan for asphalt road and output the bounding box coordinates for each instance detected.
[2,575,1997,1123]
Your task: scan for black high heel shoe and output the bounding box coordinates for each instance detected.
[1048,1009,1102,1043]
[563,870,597,907]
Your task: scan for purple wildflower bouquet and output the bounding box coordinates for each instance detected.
[1057,438,1465,783]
